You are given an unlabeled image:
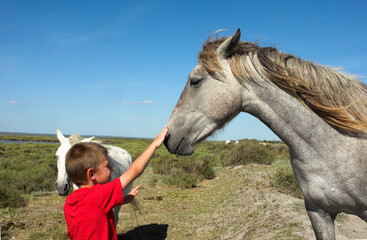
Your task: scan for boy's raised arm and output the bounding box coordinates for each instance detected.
[119,126,168,190]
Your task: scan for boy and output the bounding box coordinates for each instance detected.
[63,126,168,240]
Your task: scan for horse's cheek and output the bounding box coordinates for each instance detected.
[205,93,237,121]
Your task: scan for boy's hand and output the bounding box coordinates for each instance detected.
[129,185,141,197]
[123,185,141,205]
[153,126,168,149]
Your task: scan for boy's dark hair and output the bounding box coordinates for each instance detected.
[66,142,108,186]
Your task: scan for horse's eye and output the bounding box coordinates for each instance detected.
[190,78,203,87]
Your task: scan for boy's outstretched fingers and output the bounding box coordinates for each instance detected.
[130,185,142,196]
[154,126,168,148]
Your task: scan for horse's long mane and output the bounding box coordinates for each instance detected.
[198,36,367,137]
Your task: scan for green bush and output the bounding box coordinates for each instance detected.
[164,168,198,188]
[223,141,277,166]
[197,158,215,180]
[0,184,27,208]
[0,135,293,204]
[0,143,59,208]
[150,154,216,188]
[270,159,303,199]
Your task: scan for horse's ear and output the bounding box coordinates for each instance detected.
[81,136,95,142]
[216,28,241,59]
[56,129,66,142]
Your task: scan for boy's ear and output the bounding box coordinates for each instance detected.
[87,168,96,180]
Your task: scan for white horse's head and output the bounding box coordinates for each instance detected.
[54,129,94,195]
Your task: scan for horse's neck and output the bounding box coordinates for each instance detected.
[244,80,344,160]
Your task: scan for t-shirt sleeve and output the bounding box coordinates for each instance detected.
[94,178,123,213]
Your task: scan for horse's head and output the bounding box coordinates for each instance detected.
[54,129,94,195]
[165,29,251,155]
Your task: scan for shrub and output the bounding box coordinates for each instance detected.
[164,168,198,188]
[150,154,216,188]
[0,136,292,199]
[198,158,215,180]
[223,141,277,166]
[270,159,303,199]
[0,143,58,195]
[272,144,290,159]
[0,184,27,208]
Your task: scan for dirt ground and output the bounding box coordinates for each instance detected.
[219,165,367,240]
[117,164,367,240]
[1,164,367,240]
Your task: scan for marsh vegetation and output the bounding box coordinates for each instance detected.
[3,135,363,239]
[0,135,294,208]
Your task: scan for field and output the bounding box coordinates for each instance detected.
[0,135,366,239]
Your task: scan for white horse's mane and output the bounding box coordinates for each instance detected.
[68,134,102,146]
[68,134,82,146]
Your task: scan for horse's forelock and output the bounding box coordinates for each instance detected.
[198,37,226,78]
[198,36,263,78]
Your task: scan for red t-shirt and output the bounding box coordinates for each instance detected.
[64,178,123,240]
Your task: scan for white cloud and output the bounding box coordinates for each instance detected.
[32,99,40,102]
[9,100,18,104]
[122,100,156,105]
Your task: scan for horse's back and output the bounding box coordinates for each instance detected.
[105,145,133,177]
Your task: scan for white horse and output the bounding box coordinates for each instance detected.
[54,129,133,225]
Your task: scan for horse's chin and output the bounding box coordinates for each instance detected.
[175,144,194,156]
[57,191,69,196]
[166,141,194,156]
[164,134,195,155]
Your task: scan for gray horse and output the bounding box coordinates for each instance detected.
[164,29,367,240]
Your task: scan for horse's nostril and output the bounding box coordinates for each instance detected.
[63,184,69,192]
[163,133,170,147]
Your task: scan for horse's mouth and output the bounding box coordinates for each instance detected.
[175,137,185,154]
[164,134,194,155]
[163,133,171,150]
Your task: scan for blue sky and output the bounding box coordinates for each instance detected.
[1,0,366,141]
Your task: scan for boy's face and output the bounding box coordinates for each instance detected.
[94,157,113,184]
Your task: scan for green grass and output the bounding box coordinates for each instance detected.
[0,135,298,208]
[0,142,59,208]
[0,135,57,142]
[1,135,365,239]
[0,134,311,239]
[1,163,313,239]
